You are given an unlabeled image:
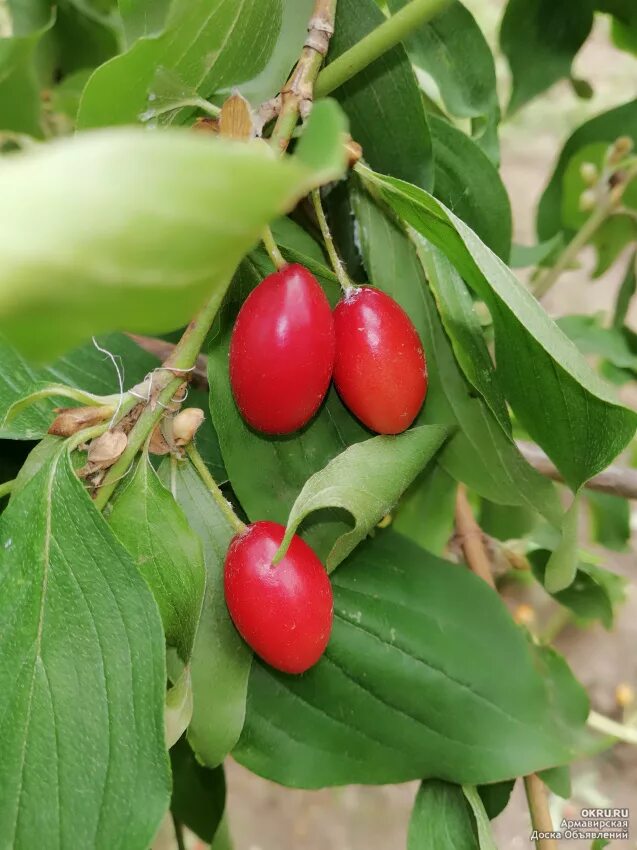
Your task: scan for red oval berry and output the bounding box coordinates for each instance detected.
[224,521,333,674]
[229,264,335,434]
[333,287,427,434]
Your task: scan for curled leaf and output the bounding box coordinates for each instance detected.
[48,404,115,437]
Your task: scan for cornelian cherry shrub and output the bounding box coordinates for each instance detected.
[0,0,635,847]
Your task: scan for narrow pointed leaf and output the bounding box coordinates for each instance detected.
[358,165,637,489]
[158,458,251,767]
[108,457,206,659]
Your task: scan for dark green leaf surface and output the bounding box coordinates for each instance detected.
[326,0,433,189]
[408,780,479,850]
[429,115,512,260]
[587,490,630,552]
[390,0,496,122]
[530,550,625,628]
[352,189,562,520]
[392,463,457,556]
[613,251,637,328]
[359,166,637,490]
[0,449,170,848]
[537,99,637,240]
[278,425,450,570]
[108,457,206,659]
[78,0,282,126]
[234,532,589,788]
[170,737,226,843]
[500,0,593,113]
[158,457,251,767]
[0,124,344,360]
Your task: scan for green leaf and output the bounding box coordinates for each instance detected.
[509,235,564,269]
[429,115,512,260]
[539,764,571,798]
[358,165,637,490]
[392,463,457,556]
[158,457,251,767]
[499,0,593,113]
[165,666,193,749]
[408,780,479,850]
[462,786,497,850]
[51,2,120,78]
[234,531,590,788]
[590,215,637,278]
[0,13,53,137]
[326,0,433,190]
[421,244,511,432]
[351,186,562,520]
[390,0,497,122]
[558,313,637,372]
[0,332,154,440]
[170,736,226,844]
[78,0,285,126]
[587,490,631,552]
[538,99,637,240]
[0,448,170,848]
[0,125,345,360]
[119,0,172,43]
[108,456,206,659]
[277,425,450,571]
[477,780,515,819]
[530,549,625,628]
[544,493,580,593]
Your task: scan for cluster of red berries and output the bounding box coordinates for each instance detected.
[223,263,428,674]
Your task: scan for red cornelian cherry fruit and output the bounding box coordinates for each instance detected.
[224,521,334,674]
[333,286,428,434]
[229,264,335,434]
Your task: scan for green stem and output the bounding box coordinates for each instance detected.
[163,290,227,372]
[262,225,287,270]
[540,605,573,644]
[311,189,354,292]
[186,444,246,534]
[588,710,637,745]
[0,478,16,499]
[534,162,637,299]
[315,0,452,97]
[93,376,183,510]
[269,0,338,154]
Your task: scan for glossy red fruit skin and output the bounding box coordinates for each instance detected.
[333,287,427,434]
[224,521,333,674]
[229,264,335,434]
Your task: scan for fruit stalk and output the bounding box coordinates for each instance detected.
[186,443,246,534]
[269,0,338,154]
[311,188,353,292]
[315,0,452,97]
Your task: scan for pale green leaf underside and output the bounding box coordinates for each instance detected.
[279,425,451,571]
[0,121,345,360]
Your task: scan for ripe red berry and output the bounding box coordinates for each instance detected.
[229,264,335,434]
[333,287,427,434]
[224,521,333,674]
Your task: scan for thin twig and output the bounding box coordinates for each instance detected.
[186,444,246,534]
[454,484,495,588]
[269,0,337,154]
[517,440,637,500]
[0,478,16,500]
